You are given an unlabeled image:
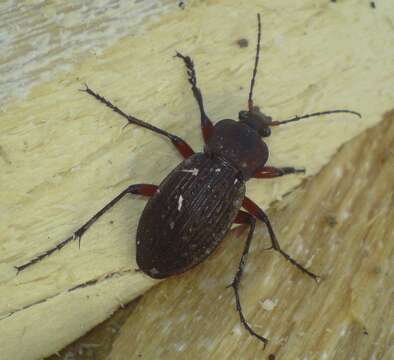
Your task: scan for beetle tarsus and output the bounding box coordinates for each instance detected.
[175,51,214,142]
[15,234,75,273]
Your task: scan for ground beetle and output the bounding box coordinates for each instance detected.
[16,14,361,346]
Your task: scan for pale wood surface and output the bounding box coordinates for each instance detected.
[0,1,393,359]
[0,0,177,107]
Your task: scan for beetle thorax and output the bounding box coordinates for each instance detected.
[205,119,269,180]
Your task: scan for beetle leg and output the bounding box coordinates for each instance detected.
[81,85,194,159]
[15,184,158,273]
[175,52,214,143]
[254,166,305,178]
[233,209,252,224]
[230,210,269,346]
[242,197,320,283]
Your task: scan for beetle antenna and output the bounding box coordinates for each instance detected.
[270,109,361,126]
[248,14,262,112]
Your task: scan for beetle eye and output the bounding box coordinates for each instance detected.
[238,111,248,121]
[259,127,271,137]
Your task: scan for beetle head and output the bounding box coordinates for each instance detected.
[241,14,361,138]
[238,106,272,137]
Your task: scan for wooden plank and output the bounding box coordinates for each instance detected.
[1,1,393,358]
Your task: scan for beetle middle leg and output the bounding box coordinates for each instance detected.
[175,52,214,142]
[81,85,194,159]
[254,166,305,178]
[16,184,158,273]
[242,196,320,282]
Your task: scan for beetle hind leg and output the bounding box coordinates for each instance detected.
[231,210,269,347]
[15,184,158,273]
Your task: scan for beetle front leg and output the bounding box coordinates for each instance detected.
[15,184,158,273]
[242,197,320,283]
[254,166,305,179]
[231,210,269,347]
[175,52,214,143]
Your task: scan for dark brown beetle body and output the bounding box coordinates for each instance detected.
[137,119,268,278]
[16,14,361,347]
[137,153,245,278]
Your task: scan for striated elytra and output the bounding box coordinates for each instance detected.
[137,153,246,279]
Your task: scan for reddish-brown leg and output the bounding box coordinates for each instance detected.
[233,209,253,224]
[175,52,214,143]
[16,184,158,273]
[82,85,194,158]
[254,166,305,178]
[242,196,319,282]
[230,210,268,346]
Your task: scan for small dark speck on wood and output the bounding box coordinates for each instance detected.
[325,215,337,227]
[179,1,185,9]
[370,1,376,9]
[237,38,249,48]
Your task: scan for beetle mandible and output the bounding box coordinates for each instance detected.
[16,14,361,346]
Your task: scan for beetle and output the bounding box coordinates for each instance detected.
[16,14,360,346]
